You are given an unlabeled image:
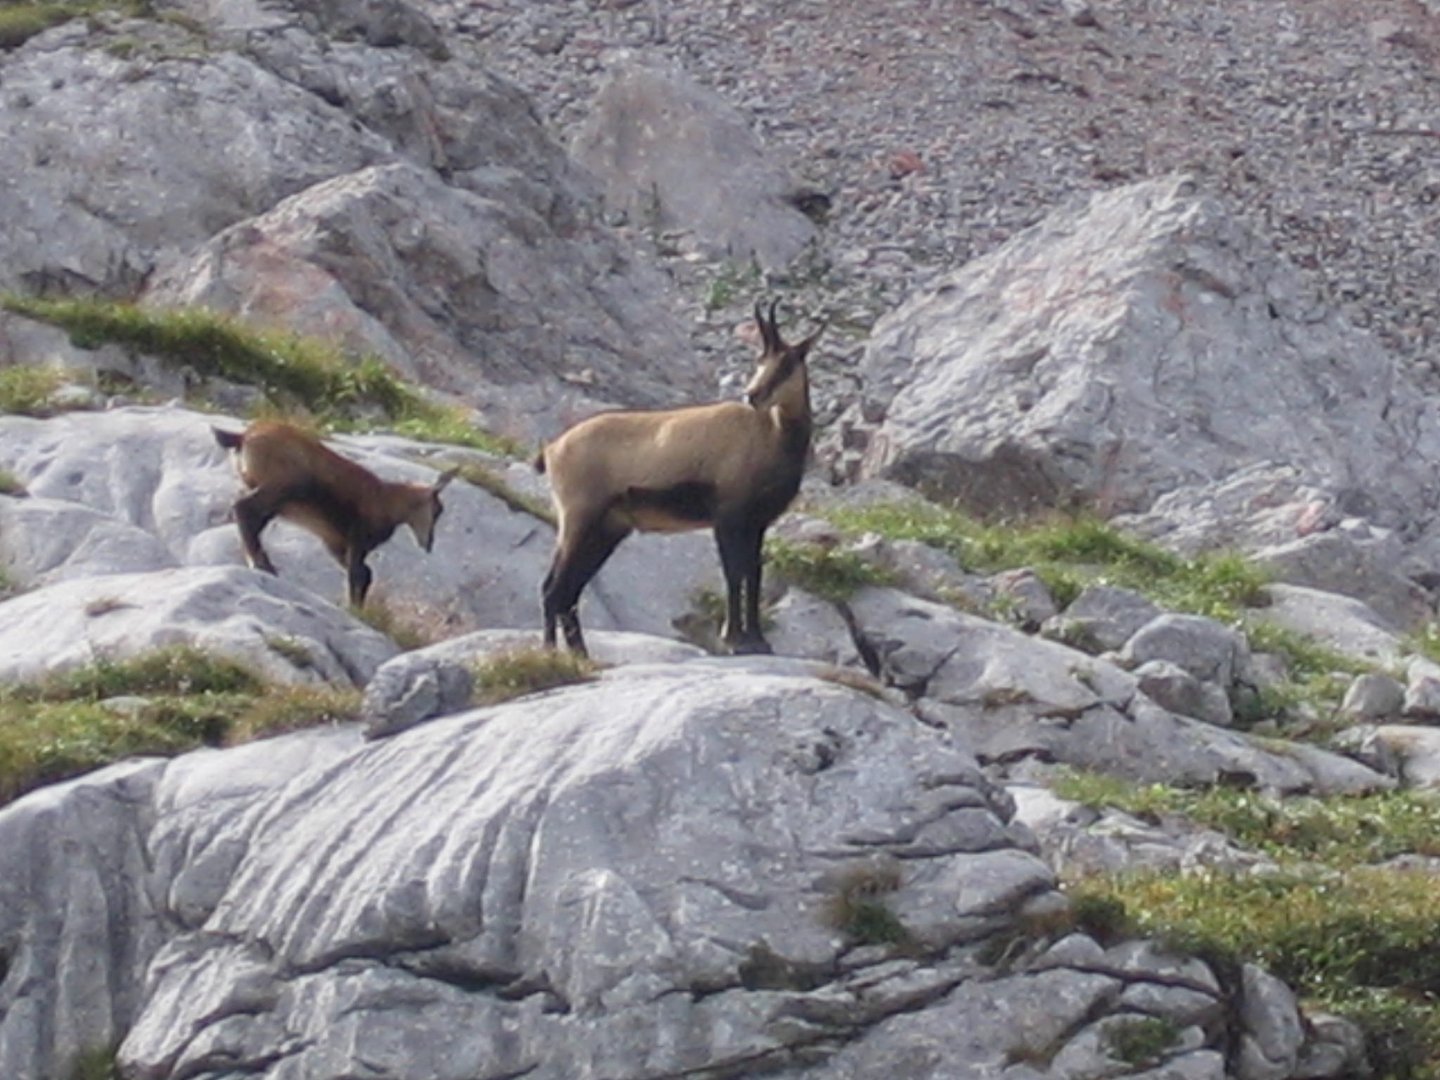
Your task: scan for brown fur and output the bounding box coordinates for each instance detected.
[213,420,455,607]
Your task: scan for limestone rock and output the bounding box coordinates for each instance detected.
[1247,584,1405,668]
[1042,584,1162,655]
[147,160,704,441]
[854,176,1440,548]
[0,565,397,687]
[571,61,818,269]
[1120,613,1249,688]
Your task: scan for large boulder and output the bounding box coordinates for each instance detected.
[853,175,1440,549]
[119,660,1057,1078]
[146,159,704,440]
[571,61,819,269]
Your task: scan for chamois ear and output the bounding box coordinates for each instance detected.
[432,466,459,493]
[795,322,825,356]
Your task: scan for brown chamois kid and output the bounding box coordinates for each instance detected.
[212,420,456,608]
[535,300,822,656]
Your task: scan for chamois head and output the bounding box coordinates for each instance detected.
[744,299,823,413]
[402,473,455,553]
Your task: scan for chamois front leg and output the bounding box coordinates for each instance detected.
[715,518,771,655]
[233,490,284,575]
[345,544,375,609]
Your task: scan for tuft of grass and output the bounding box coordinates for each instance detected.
[765,538,895,604]
[0,646,358,804]
[348,595,453,652]
[2,297,518,454]
[822,859,911,947]
[1105,1016,1181,1067]
[1240,621,1374,727]
[64,1045,120,1080]
[0,468,26,496]
[703,259,763,312]
[825,500,1269,621]
[471,647,599,706]
[0,364,66,416]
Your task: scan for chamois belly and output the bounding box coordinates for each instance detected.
[614,481,717,534]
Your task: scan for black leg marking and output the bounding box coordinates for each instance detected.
[346,546,374,608]
[715,518,771,655]
[541,518,630,657]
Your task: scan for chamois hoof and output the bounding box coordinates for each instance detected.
[729,639,773,657]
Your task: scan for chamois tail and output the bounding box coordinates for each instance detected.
[532,444,548,474]
[212,426,244,451]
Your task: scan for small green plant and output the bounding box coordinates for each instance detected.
[822,860,911,947]
[0,364,65,416]
[765,538,894,604]
[703,259,763,312]
[471,647,599,706]
[1105,1016,1180,1067]
[0,468,25,496]
[64,1045,120,1080]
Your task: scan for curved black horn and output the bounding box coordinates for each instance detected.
[754,300,777,351]
[755,299,781,352]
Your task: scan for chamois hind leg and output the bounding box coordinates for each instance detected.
[715,518,771,655]
[541,513,630,656]
[232,488,287,575]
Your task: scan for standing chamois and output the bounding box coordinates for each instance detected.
[535,300,822,656]
[212,420,456,608]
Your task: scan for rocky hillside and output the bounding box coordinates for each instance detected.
[6,0,1440,1078]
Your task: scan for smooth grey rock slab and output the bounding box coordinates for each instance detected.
[0,565,397,687]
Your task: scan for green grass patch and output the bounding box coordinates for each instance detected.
[0,364,67,416]
[0,646,359,804]
[825,500,1269,621]
[471,647,599,706]
[2,297,519,454]
[822,859,911,947]
[765,537,895,604]
[1058,768,1440,1077]
[1066,869,1440,1079]
[64,1045,120,1080]
[1053,770,1440,868]
[0,468,26,496]
[1105,1016,1181,1068]
[0,0,161,48]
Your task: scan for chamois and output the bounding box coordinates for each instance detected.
[535,300,822,657]
[212,420,456,608]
